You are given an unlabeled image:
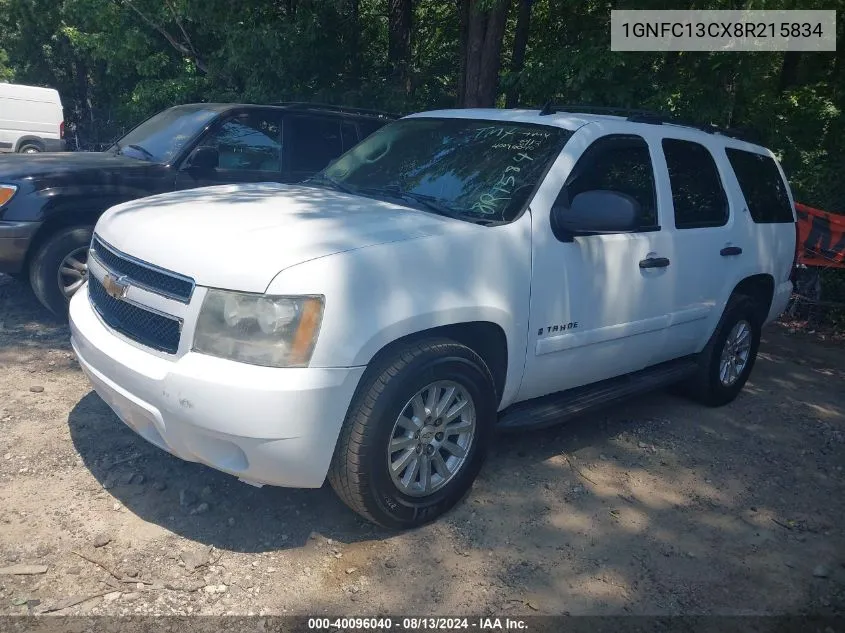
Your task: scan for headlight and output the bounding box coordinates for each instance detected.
[193,290,324,368]
[0,185,17,207]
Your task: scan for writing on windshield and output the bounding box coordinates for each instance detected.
[469,127,555,216]
[322,118,572,224]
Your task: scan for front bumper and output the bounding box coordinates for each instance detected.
[0,221,41,274]
[69,285,365,488]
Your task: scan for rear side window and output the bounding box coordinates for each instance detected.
[341,122,358,152]
[288,117,343,173]
[357,119,387,140]
[725,148,794,223]
[558,135,658,229]
[662,139,728,229]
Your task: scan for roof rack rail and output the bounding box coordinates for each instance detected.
[538,102,660,118]
[624,111,761,143]
[535,102,760,143]
[270,102,399,119]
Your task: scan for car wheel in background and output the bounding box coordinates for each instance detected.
[29,226,93,316]
[17,141,44,154]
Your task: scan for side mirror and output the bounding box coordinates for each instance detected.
[551,190,640,240]
[185,146,219,170]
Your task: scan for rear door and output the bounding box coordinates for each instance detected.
[0,96,14,151]
[654,135,738,357]
[175,108,284,189]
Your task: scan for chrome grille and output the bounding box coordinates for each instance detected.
[88,275,182,354]
[90,236,194,302]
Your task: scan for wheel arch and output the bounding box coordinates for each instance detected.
[22,192,140,272]
[24,208,102,273]
[355,321,509,407]
[730,273,775,325]
[14,136,46,152]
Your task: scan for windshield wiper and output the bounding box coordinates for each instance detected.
[125,144,155,160]
[358,186,490,224]
[304,174,358,195]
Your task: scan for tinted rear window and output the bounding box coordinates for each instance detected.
[357,119,387,140]
[725,148,794,223]
[662,139,729,229]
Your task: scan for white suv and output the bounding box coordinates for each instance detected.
[68,106,797,528]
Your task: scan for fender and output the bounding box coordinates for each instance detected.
[13,135,47,152]
[32,185,164,223]
[266,218,534,409]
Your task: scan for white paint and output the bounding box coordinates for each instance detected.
[71,107,796,491]
[0,83,63,151]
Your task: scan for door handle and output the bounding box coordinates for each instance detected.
[639,257,670,269]
[720,246,743,256]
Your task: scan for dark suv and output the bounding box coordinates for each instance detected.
[0,102,394,315]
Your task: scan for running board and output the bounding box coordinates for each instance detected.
[497,356,698,432]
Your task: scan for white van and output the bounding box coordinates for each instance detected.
[0,83,66,153]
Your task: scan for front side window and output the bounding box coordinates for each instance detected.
[725,148,794,223]
[113,105,220,163]
[663,138,728,229]
[201,111,283,172]
[555,134,658,229]
[318,117,572,224]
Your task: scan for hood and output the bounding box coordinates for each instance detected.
[96,183,468,292]
[0,151,155,180]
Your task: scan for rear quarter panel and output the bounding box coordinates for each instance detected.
[716,142,796,319]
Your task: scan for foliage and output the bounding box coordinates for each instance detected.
[0,0,843,215]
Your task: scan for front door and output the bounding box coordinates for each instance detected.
[175,109,284,190]
[517,126,676,402]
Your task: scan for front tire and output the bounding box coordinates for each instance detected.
[328,338,497,529]
[29,226,93,316]
[683,295,762,407]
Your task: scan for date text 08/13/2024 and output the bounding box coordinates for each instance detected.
[307,617,529,630]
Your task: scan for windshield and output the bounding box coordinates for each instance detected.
[317,117,572,223]
[112,105,220,163]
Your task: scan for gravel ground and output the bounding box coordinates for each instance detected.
[1,273,844,617]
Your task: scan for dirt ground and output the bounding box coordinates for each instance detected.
[1,273,844,618]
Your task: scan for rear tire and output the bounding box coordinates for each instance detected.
[17,141,44,154]
[682,295,762,407]
[328,338,497,529]
[29,226,93,316]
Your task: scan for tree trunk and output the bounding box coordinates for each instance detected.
[778,52,802,92]
[459,0,510,107]
[388,0,412,93]
[505,0,531,108]
[456,0,470,106]
[348,0,361,82]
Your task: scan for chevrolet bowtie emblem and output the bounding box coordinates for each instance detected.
[102,273,130,300]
